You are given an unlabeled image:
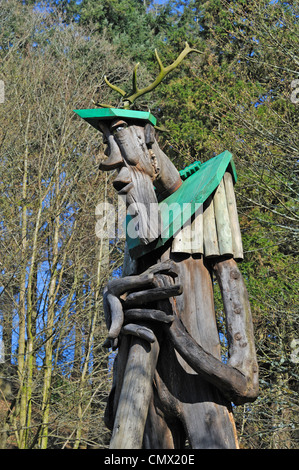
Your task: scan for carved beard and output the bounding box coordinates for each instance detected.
[125,166,160,245]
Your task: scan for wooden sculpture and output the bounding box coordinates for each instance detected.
[74,43,259,449]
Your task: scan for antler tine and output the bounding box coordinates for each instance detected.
[104,76,127,98]
[132,63,140,94]
[155,42,201,78]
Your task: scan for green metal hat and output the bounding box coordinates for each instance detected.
[73,108,156,131]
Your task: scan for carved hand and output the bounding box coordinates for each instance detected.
[102,260,182,349]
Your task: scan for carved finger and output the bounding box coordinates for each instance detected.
[122,324,156,343]
[124,284,183,307]
[102,338,111,348]
[143,260,180,279]
[107,293,124,340]
[125,308,174,324]
[103,286,111,330]
[107,272,155,297]
[102,337,119,350]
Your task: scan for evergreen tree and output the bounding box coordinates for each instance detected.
[59,0,175,61]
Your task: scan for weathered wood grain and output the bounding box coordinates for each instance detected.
[109,336,160,449]
[191,204,204,253]
[172,204,203,254]
[124,284,182,307]
[213,258,259,400]
[151,140,182,197]
[203,195,220,257]
[224,172,244,260]
[125,308,174,324]
[172,218,193,253]
[148,251,241,448]
[167,315,252,404]
[213,178,233,256]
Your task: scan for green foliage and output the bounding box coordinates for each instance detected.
[61,0,170,61]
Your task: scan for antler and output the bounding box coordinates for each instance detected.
[102,42,202,109]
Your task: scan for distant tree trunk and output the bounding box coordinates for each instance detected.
[39,157,60,449]
[23,204,42,447]
[73,181,110,449]
[17,112,30,449]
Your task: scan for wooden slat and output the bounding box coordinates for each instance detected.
[171,175,242,260]
[213,178,233,256]
[203,195,220,257]
[172,204,204,254]
[172,218,193,253]
[224,172,244,261]
[191,204,203,253]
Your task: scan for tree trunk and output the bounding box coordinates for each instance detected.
[39,158,60,449]
[17,112,30,449]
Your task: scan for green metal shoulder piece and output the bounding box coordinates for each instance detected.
[179,160,202,180]
[73,108,157,130]
[127,150,237,259]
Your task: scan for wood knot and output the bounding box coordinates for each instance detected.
[234,332,242,341]
[233,306,242,315]
[230,269,240,280]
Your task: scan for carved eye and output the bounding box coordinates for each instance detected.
[113,124,127,133]
[110,120,128,134]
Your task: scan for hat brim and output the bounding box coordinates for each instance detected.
[74,108,157,130]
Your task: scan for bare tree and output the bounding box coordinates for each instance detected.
[0,1,129,448]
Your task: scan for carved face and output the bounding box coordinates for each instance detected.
[99,119,161,244]
[99,119,182,244]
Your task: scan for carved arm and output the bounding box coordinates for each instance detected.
[166,257,259,405]
[213,258,259,401]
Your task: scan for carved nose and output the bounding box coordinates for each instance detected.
[99,133,124,171]
[113,167,132,193]
[99,152,123,171]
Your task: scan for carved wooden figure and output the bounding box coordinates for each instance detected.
[74,43,259,449]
